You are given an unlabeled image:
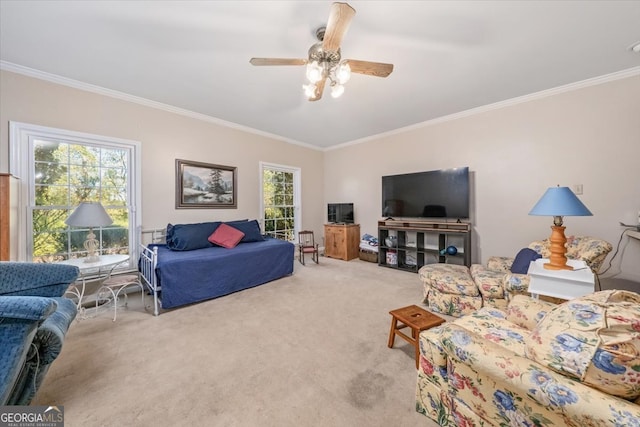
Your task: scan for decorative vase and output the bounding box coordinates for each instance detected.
[385,236,397,248]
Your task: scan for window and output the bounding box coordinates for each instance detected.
[9,122,141,266]
[260,162,300,241]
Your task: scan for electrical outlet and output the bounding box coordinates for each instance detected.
[573,184,583,195]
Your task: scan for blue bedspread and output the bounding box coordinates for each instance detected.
[151,237,295,309]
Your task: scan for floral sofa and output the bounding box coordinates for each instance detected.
[420,236,613,317]
[416,290,640,426]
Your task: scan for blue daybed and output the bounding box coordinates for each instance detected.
[139,220,295,315]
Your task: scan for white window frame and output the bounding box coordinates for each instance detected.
[259,162,301,242]
[9,121,142,267]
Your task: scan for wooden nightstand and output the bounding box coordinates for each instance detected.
[324,223,360,261]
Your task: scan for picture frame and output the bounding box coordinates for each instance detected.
[175,159,237,209]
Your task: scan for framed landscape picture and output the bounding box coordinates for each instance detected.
[175,159,237,209]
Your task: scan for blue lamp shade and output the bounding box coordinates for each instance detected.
[529,186,592,217]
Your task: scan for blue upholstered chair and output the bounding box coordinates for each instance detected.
[0,262,79,405]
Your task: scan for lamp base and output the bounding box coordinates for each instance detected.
[83,228,101,264]
[84,254,101,263]
[543,262,574,271]
[543,225,574,271]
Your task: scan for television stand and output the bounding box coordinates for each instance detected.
[378,219,471,273]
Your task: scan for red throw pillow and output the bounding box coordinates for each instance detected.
[208,223,245,249]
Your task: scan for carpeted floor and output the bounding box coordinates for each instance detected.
[34,256,441,427]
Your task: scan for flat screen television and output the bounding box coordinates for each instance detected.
[328,203,354,224]
[382,167,470,219]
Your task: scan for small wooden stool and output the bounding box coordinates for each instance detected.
[388,305,445,368]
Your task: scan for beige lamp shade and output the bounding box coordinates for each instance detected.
[65,202,113,227]
[65,202,113,263]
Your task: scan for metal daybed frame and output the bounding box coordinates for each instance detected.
[139,228,165,316]
[139,244,160,316]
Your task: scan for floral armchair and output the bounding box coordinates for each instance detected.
[416,290,640,426]
[470,236,613,306]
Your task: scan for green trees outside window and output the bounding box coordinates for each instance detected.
[33,139,130,262]
[262,169,295,241]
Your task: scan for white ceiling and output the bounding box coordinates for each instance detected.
[1,1,639,149]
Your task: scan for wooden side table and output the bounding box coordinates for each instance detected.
[388,305,445,368]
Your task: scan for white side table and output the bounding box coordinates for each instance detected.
[527,258,595,300]
[60,254,130,314]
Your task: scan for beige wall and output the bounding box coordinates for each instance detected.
[2,69,639,283]
[324,75,640,282]
[0,70,325,253]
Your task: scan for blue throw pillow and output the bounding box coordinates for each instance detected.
[166,222,220,251]
[510,248,542,274]
[226,219,264,243]
[225,219,249,227]
[166,220,250,250]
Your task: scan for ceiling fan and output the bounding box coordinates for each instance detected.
[249,2,394,101]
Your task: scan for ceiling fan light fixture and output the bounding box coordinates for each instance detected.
[303,83,317,98]
[306,61,324,83]
[330,83,345,98]
[250,2,393,102]
[336,61,351,84]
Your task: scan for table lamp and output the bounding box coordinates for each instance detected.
[529,186,592,271]
[65,202,113,263]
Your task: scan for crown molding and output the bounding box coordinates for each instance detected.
[326,66,640,151]
[2,60,637,153]
[0,61,322,152]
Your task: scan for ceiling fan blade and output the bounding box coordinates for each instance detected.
[345,60,394,78]
[322,2,356,51]
[250,58,307,66]
[309,79,326,102]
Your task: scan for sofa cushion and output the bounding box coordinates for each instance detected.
[0,263,79,297]
[208,223,245,249]
[424,288,483,317]
[525,290,640,399]
[452,307,529,357]
[0,296,57,321]
[485,256,514,273]
[482,296,509,310]
[470,264,507,299]
[506,294,555,330]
